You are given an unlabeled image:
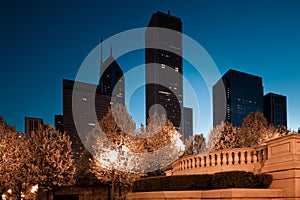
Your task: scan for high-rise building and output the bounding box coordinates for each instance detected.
[63,49,125,159]
[183,107,193,140]
[63,79,111,159]
[264,93,287,127]
[145,11,183,130]
[25,117,44,135]
[54,114,64,133]
[99,48,125,105]
[213,69,264,127]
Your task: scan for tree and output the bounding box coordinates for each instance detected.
[236,111,268,147]
[207,121,225,151]
[0,116,16,134]
[0,131,31,200]
[88,104,184,199]
[27,125,75,200]
[183,134,205,156]
[206,121,237,151]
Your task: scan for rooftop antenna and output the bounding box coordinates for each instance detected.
[100,35,103,65]
[100,35,104,82]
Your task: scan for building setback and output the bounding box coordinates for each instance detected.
[264,93,287,127]
[145,11,183,130]
[213,69,264,127]
[25,117,44,135]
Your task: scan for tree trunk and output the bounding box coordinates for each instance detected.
[107,185,111,200]
[111,169,115,200]
[119,186,122,199]
[46,190,49,200]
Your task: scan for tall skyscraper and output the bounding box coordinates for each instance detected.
[264,93,287,127]
[99,48,125,105]
[25,117,44,135]
[183,107,193,139]
[145,11,183,130]
[63,50,125,159]
[213,69,264,127]
[63,79,111,158]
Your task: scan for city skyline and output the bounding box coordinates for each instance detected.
[1,1,300,135]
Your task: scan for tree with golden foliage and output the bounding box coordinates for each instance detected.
[88,104,184,200]
[207,121,237,151]
[26,125,75,200]
[183,134,205,156]
[236,111,268,147]
[0,129,31,200]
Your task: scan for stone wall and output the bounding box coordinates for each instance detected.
[127,189,285,200]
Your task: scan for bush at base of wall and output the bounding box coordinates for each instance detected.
[132,171,272,192]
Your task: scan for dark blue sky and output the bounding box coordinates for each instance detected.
[1,0,300,134]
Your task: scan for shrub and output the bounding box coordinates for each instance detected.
[133,174,212,192]
[132,171,272,192]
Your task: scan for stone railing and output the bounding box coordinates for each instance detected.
[171,146,268,175]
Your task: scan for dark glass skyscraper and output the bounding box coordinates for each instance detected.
[264,93,287,127]
[145,11,183,129]
[99,49,125,105]
[213,69,264,127]
[183,107,193,139]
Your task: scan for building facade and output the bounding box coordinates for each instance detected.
[63,79,111,159]
[183,107,193,140]
[263,93,287,127]
[63,49,125,159]
[145,11,183,130]
[54,114,64,133]
[25,117,44,135]
[213,69,264,127]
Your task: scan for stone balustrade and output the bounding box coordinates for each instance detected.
[171,146,268,175]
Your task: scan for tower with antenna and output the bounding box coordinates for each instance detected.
[98,38,125,105]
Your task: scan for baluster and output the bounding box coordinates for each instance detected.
[211,154,215,166]
[201,156,205,167]
[240,151,245,164]
[247,151,252,164]
[197,157,200,168]
[253,150,258,163]
[194,157,197,168]
[234,151,239,165]
[228,153,233,165]
[190,158,193,168]
[217,153,221,166]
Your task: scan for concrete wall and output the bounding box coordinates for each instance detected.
[127,189,284,200]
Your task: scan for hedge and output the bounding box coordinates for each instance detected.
[132,171,272,192]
